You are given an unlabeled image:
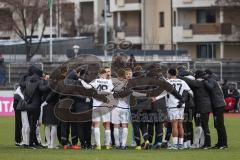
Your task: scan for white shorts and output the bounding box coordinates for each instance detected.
[92,107,111,122]
[111,107,130,125]
[167,108,184,121]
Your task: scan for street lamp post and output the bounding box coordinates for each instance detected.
[73,45,80,58]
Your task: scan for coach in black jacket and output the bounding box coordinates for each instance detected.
[180,70,212,149]
[23,66,43,148]
[204,69,228,149]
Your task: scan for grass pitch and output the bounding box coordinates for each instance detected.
[0,116,239,160]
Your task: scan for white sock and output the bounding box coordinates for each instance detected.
[179,138,184,145]
[183,142,188,148]
[94,128,101,147]
[114,128,120,146]
[187,140,191,148]
[45,125,51,147]
[21,111,29,145]
[119,128,123,145]
[50,125,57,148]
[173,137,178,145]
[193,127,202,147]
[91,127,96,145]
[105,129,111,146]
[36,125,42,144]
[25,126,30,145]
[121,128,128,147]
[199,129,205,147]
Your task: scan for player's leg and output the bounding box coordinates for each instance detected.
[162,121,172,148]
[154,122,163,148]
[50,125,57,148]
[140,122,150,149]
[92,108,101,149]
[120,110,129,149]
[84,121,92,149]
[112,108,120,148]
[61,122,71,149]
[178,120,184,149]
[212,107,228,149]
[21,111,30,147]
[132,121,141,150]
[45,125,51,148]
[171,120,178,149]
[110,123,115,147]
[14,100,22,146]
[102,107,111,149]
[77,122,85,148]
[70,123,80,149]
[192,113,202,148]
[28,110,39,148]
[187,109,194,148]
[200,112,211,149]
[148,122,154,145]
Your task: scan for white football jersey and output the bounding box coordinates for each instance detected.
[117,98,130,109]
[90,78,114,107]
[166,78,191,108]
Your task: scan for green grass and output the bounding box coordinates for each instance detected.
[0,116,240,160]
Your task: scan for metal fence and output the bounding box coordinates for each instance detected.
[1,60,240,89]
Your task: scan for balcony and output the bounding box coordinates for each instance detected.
[173,23,233,43]
[117,27,142,44]
[173,26,221,43]
[172,0,216,8]
[110,0,141,12]
[191,23,232,35]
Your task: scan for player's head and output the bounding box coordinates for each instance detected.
[75,66,82,78]
[204,69,213,78]
[117,69,126,79]
[168,68,177,78]
[194,70,206,79]
[43,72,49,80]
[125,68,133,80]
[104,67,111,79]
[99,68,107,79]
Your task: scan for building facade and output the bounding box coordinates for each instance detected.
[172,0,240,60]
[110,0,173,50]
[0,0,239,60]
[0,0,105,40]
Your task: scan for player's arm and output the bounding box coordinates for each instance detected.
[132,91,147,97]
[152,90,168,102]
[79,79,94,89]
[180,77,201,88]
[204,78,215,91]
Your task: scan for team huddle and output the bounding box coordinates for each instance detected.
[13,63,228,150]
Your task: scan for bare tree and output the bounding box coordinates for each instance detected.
[0,0,49,62]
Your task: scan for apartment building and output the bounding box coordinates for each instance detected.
[172,0,240,60]
[110,0,173,50]
[1,0,239,60]
[0,0,105,40]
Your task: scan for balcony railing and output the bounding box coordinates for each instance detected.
[190,23,232,35]
[122,27,141,36]
[125,0,141,3]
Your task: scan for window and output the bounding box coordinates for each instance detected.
[197,44,216,59]
[159,12,164,27]
[159,44,165,50]
[0,9,12,31]
[173,11,176,26]
[197,9,216,24]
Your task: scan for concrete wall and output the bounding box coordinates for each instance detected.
[144,0,172,50]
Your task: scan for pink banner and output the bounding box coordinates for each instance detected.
[0,97,15,116]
